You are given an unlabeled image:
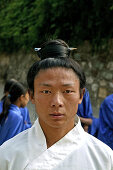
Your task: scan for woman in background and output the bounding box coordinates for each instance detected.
[0,79,32,129]
[0,81,31,145]
[0,79,17,113]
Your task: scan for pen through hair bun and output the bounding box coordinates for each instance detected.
[36,39,71,60]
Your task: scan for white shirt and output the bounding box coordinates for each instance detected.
[0,117,113,170]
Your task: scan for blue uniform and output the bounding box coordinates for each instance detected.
[0,103,32,145]
[98,94,113,150]
[20,107,32,130]
[0,101,3,114]
[77,89,99,136]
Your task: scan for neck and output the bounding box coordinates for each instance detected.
[13,100,21,108]
[39,119,75,148]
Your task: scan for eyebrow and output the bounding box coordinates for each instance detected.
[38,83,75,87]
[62,83,75,86]
[39,83,51,87]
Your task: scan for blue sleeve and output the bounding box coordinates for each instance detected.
[97,95,113,149]
[101,96,113,129]
[90,117,99,136]
[77,89,93,118]
[0,101,3,114]
[20,107,32,129]
[0,113,24,145]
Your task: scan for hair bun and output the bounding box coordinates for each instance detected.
[34,39,72,60]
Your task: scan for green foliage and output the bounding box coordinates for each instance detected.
[0,0,113,52]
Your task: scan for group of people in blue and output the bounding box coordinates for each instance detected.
[78,90,113,150]
[0,49,113,151]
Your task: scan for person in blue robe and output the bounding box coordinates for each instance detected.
[97,94,113,150]
[0,104,25,145]
[77,89,99,137]
[20,107,32,130]
[0,79,32,129]
[0,81,31,145]
[0,100,31,132]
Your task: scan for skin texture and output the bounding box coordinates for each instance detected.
[30,67,85,147]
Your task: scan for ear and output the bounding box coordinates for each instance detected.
[78,88,85,104]
[19,94,24,101]
[29,90,35,104]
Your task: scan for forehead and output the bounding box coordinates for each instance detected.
[34,67,79,86]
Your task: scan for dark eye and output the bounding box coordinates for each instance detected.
[42,90,51,94]
[64,90,72,93]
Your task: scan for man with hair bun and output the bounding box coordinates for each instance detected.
[35,39,99,137]
[0,40,113,170]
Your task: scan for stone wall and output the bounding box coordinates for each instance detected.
[0,51,38,84]
[73,40,113,117]
[0,40,113,121]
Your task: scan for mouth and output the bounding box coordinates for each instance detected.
[50,113,64,119]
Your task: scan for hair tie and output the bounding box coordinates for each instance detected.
[34,48,41,51]
[69,47,77,51]
[8,94,11,98]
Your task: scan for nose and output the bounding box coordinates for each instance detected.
[51,92,64,107]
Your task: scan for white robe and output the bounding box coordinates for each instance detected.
[0,117,113,170]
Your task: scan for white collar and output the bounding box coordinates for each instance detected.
[27,116,85,167]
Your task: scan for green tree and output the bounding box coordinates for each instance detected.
[0,0,113,52]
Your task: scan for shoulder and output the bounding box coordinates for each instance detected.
[0,120,38,168]
[20,107,29,115]
[0,120,38,157]
[103,94,113,105]
[85,132,113,157]
[0,131,29,169]
[20,107,29,112]
[8,107,23,121]
[101,94,113,112]
[0,128,29,163]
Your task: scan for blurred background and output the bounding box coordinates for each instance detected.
[0,0,113,123]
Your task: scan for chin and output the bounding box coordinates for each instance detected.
[49,121,66,129]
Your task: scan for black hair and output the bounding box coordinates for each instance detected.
[27,39,86,93]
[36,39,70,59]
[0,81,27,124]
[1,79,17,101]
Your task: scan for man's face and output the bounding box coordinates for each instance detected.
[31,67,84,130]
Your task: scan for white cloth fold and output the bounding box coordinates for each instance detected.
[0,117,113,170]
